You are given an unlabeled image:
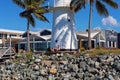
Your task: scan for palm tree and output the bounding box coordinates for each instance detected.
[70,0,118,50]
[13,0,49,51]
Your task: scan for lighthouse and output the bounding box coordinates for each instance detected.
[51,0,78,50]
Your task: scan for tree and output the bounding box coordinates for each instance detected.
[13,0,49,51]
[70,0,118,50]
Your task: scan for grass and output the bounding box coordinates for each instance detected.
[86,49,120,56]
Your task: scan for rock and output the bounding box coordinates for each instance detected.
[20,63,25,66]
[108,75,115,80]
[64,72,71,80]
[40,68,47,75]
[88,68,99,75]
[106,56,114,62]
[116,63,120,71]
[48,74,53,80]
[74,73,80,79]
[5,60,11,65]
[96,57,102,62]
[49,67,57,74]
[114,75,120,80]
[35,59,41,63]
[88,60,95,67]
[33,65,39,71]
[80,61,87,68]
[30,74,36,79]
[73,64,78,72]
[34,71,40,76]
[95,61,100,68]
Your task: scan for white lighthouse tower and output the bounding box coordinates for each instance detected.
[51,0,78,50]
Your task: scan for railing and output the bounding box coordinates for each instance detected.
[0,47,15,59]
[0,48,9,59]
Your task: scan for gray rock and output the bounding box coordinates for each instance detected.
[80,61,87,68]
[95,61,100,68]
[78,72,84,79]
[88,68,99,75]
[114,75,120,80]
[108,75,115,80]
[33,65,39,71]
[35,59,41,63]
[64,73,71,80]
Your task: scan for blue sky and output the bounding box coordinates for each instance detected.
[0,0,120,32]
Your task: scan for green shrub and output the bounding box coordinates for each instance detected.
[26,52,33,61]
[62,52,68,60]
[80,47,85,52]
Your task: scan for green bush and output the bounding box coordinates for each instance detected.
[62,52,68,60]
[26,52,33,61]
[80,47,85,52]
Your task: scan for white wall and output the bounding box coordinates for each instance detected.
[51,8,78,50]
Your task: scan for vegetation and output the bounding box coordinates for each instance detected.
[84,48,120,57]
[12,0,49,51]
[26,52,33,61]
[80,47,85,52]
[70,0,118,50]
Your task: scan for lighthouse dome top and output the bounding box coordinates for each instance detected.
[54,0,72,7]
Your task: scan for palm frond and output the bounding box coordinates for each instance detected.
[96,0,109,16]
[35,6,48,14]
[19,11,29,17]
[39,0,47,5]
[27,14,35,27]
[34,13,49,23]
[13,0,25,9]
[70,0,86,12]
[102,0,118,9]
[13,0,49,26]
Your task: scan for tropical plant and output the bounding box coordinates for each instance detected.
[70,0,118,50]
[13,0,49,51]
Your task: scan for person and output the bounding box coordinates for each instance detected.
[50,45,60,53]
[50,47,54,52]
[56,45,60,51]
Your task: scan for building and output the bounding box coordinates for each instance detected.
[0,28,119,52]
[18,29,51,51]
[77,29,118,49]
[118,33,120,48]
[0,29,24,48]
[103,30,118,48]
[77,29,105,49]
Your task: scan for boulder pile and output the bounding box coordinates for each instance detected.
[0,53,120,80]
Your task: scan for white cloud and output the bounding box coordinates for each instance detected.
[93,26,101,30]
[102,16,119,27]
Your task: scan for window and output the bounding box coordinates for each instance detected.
[109,41,111,48]
[40,30,51,36]
[10,34,16,37]
[35,42,48,51]
[113,41,116,48]
[0,34,7,39]
[112,41,114,48]
[0,34,2,39]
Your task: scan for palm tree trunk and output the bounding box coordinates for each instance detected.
[88,0,93,50]
[27,20,30,52]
